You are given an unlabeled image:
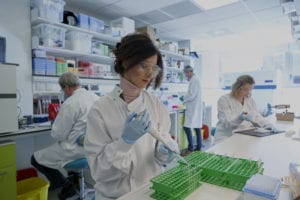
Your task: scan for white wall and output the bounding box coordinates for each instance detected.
[0,0,33,115]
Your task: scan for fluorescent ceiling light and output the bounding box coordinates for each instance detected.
[193,0,239,10]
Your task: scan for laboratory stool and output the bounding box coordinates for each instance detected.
[63,158,89,200]
[211,127,216,136]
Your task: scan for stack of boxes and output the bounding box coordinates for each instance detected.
[89,17,105,33]
[31,0,65,23]
[55,57,68,75]
[77,14,105,34]
[46,57,56,75]
[32,23,66,48]
[77,60,112,78]
[92,40,109,56]
[65,31,92,54]
[110,17,135,37]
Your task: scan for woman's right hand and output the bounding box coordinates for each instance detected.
[121,111,151,144]
[239,112,253,122]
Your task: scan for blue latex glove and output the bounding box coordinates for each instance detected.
[179,96,184,102]
[266,103,273,116]
[239,112,253,122]
[263,123,278,132]
[121,111,151,144]
[76,134,85,146]
[155,144,177,166]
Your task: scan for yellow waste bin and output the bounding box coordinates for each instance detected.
[17,177,49,200]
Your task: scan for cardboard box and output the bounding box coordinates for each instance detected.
[276,112,295,121]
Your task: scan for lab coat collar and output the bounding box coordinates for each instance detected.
[73,87,86,95]
[109,85,146,113]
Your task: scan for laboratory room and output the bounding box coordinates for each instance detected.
[2,0,300,200]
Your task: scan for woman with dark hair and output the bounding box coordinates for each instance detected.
[214,75,277,143]
[84,33,179,199]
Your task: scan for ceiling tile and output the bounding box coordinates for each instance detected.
[133,10,173,24]
[66,0,121,12]
[160,0,203,18]
[243,0,280,12]
[111,0,184,16]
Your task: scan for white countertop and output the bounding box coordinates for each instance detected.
[0,125,51,140]
[117,118,300,200]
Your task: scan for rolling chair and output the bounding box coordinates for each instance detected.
[63,135,94,199]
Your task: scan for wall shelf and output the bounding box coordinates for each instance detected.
[32,74,120,81]
[31,16,120,46]
[160,49,191,61]
[166,66,183,71]
[33,46,115,64]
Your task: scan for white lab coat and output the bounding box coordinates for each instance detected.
[34,88,99,169]
[184,75,202,128]
[215,94,269,142]
[84,86,177,200]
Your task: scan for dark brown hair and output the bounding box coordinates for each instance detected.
[231,75,255,97]
[113,33,163,89]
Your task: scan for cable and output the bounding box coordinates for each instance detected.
[17,105,22,119]
[16,89,21,104]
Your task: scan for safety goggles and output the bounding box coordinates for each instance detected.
[138,62,161,77]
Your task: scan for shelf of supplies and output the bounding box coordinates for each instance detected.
[32,74,120,81]
[31,17,120,46]
[33,46,115,64]
[166,67,182,71]
[160,49,191,61]
[33,91,61,97]
[162,81,188,84]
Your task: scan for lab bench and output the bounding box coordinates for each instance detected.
[117,119,300,200]
[0,126,54,170]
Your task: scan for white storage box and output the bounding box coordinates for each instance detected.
[31,0,65,23]
[65,31,92,54]
[111,17,135,36]
[32,23,66,48]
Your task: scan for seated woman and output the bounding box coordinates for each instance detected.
[84,33,179,200]
[214,75,277,143]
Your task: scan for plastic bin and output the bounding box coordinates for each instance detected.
[17,177,49,200]
[66,31,92,54]
[31,0,65,23]
[46,57,56,75]
[33,57,47,75]
[111,17,135,36]
[32,23,66,48]
[89,17,105,33]
[77,13,89,29]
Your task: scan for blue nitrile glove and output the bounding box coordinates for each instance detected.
[263,123,278,132]
[239,112,253,122]
[179,96,184,102]
[266,103,273,116]
[155,141,179,165]
[76,134,85,146]
[159,145,176,163]
[121,111,151,144]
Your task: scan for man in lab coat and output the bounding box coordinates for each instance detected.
[181,65,203,152]
[31,72,99,200]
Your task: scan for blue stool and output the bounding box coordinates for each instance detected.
[64,158,89,199]
[211,127,216,136]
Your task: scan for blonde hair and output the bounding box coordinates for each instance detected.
[231,75,255,97]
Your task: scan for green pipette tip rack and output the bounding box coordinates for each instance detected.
[150,151,264,200]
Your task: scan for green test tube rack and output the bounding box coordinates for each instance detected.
[150,151,264,200]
